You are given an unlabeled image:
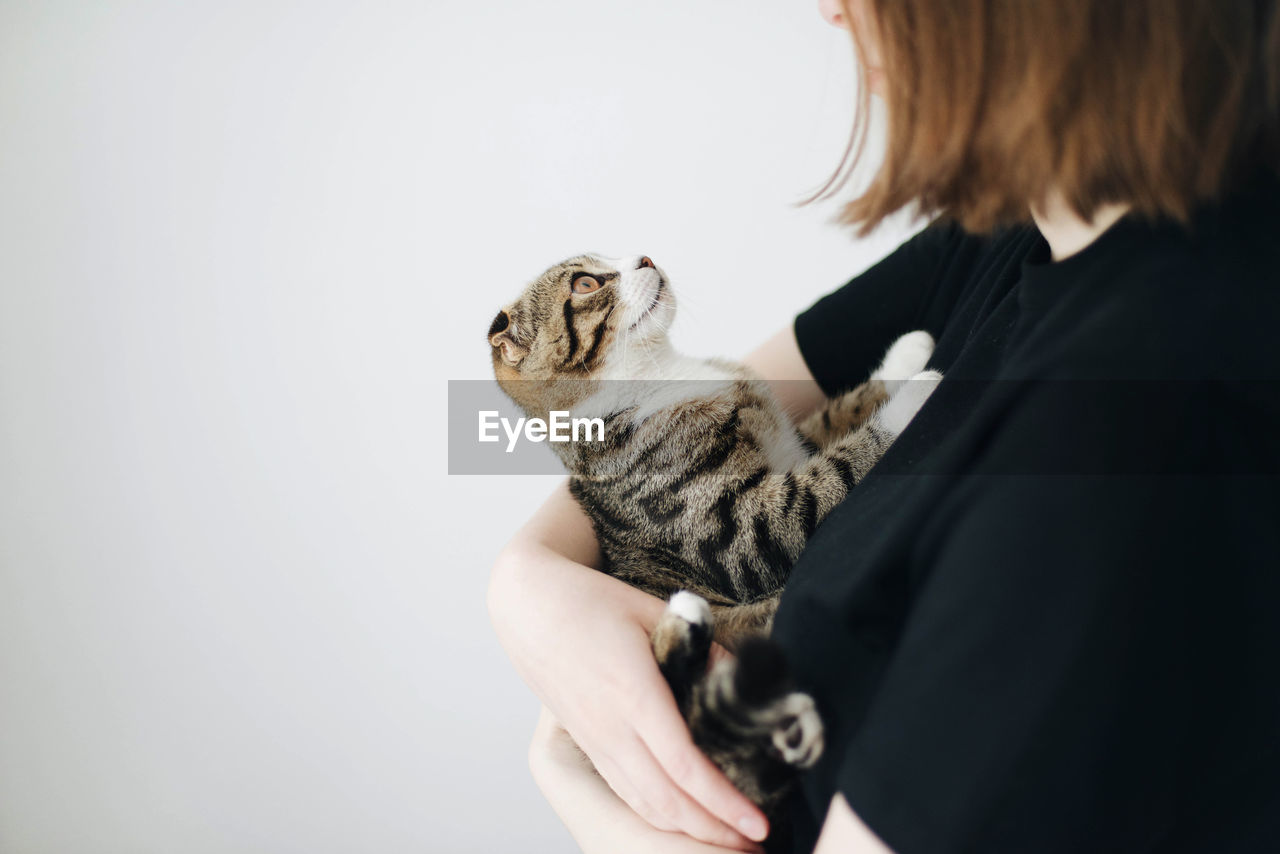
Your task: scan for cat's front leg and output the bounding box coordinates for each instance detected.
[796,330,935,448]
[872,329,936,396]
[796,381,889,448]
[682,368,942,595]
[749,366,943,555]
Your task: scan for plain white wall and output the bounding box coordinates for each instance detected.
[0,2,919,852]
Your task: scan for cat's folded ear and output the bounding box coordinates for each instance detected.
[488,309,528,366]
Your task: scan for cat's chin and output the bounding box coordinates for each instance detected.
[622,332,673,356]
[628,293,675,341]
[623,321,674,354]
[598,335,679,381]
[629,284,670,330]
[628,313,667,339]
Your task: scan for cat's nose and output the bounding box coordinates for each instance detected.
[638,256,654,270]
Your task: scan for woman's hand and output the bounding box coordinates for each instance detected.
[487,481,769,851]
[530,706,762,854]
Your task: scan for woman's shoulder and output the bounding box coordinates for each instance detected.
[1127,168,1280,313]
[1025,170,1280,382]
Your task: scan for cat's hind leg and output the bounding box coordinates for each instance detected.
[653,593,822,768]
[651,591,714,715]
[654,592,823,812]
[707,638,824,770]
[689,636,824,812]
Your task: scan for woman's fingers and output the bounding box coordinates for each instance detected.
[587,748,678,831]
[491,534,767,850]
[633,691,771,844]
[581,609,768,846]
[586,732,765,853]
[533,708,766,854]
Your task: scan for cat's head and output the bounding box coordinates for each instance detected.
[488,254,676,408]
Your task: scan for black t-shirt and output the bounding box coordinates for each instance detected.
[771,172,1280,853]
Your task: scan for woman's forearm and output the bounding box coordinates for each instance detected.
[487,481,666,644]
[741,324,827,422]
[500,478,602,569]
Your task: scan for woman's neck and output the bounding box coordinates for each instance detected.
[1030,189,1130,262]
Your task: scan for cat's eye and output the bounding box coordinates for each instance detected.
[571,274,601,294]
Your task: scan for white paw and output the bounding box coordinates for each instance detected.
[873,330,936,395]
[667,590,711,626]
[875,369,942,436]
[772,693,824,768]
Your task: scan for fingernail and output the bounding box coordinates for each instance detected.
[738,815,768,841]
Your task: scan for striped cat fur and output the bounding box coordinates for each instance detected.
[489,253,940,818]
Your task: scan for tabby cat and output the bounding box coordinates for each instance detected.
[488,253,940,817]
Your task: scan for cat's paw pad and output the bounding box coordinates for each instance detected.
[667,590,712,627]
[876,369,943,436]
[771,693,824,768]
[873,330,936,394]
[652,592,713,680]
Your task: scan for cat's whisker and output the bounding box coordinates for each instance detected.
[671,288,707,324]
[668,290,712,352]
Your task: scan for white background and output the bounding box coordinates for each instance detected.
[0,1,917,851]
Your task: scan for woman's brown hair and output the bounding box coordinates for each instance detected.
[813,0,1280,235]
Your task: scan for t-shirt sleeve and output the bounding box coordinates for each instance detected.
[833,382,1280,853]
[793,218,968,396]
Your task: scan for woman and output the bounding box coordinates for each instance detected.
[488,1,1280,851]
